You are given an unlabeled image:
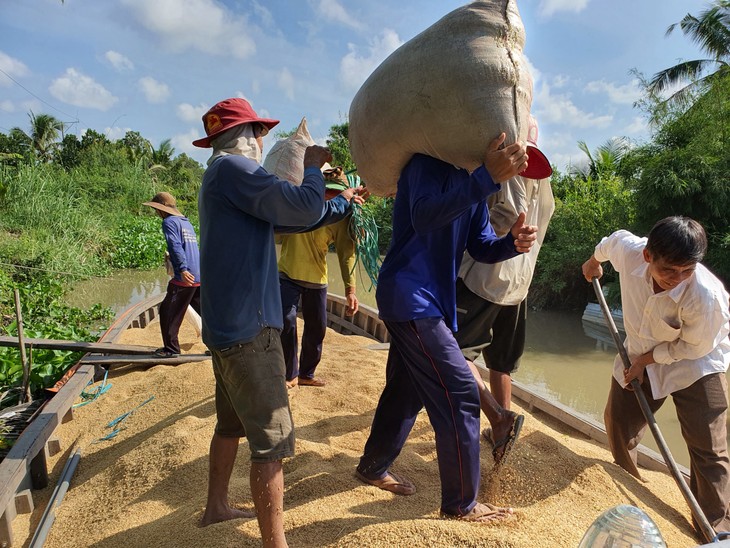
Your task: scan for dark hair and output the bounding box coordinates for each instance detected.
[645,216,707,265]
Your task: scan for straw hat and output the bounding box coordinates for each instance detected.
[143,192,183,217]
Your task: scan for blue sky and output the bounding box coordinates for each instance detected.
[0,0,707,170]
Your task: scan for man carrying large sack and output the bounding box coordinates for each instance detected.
[356,133,541,522]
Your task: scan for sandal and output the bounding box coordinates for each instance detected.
[355,469,416,496]
[441,502,513,522]
[298,377,326,387]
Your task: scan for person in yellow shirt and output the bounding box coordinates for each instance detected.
[279,175,361,387]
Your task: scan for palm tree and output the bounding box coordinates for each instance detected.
[648,0,730,109]
[15,111,65,162]
[570,137,631,181]
[150,139,175,170]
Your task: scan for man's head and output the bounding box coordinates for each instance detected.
[643,216,707,291]
[192,98,279,149]
[143,192,182,218]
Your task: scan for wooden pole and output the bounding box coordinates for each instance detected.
[13,289,31,404]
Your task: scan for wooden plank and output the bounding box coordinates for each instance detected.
[79,354,210,366]
[0,336,159,355]
[0,364,94,525]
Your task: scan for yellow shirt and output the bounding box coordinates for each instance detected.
[278,218,356,291]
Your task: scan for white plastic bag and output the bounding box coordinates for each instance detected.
[263,117,315,185]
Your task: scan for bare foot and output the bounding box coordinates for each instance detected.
[200,505,255,527]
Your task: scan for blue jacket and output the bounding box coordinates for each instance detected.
[376,154,517,332]
[162,215,200,283]
[199,155,349,349]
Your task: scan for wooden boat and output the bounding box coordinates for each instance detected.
[0,294,166,546]
[0,292,686,546]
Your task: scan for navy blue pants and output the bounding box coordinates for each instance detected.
[357,317,481,516]
[280,278,328,381]
[158,281,201,354]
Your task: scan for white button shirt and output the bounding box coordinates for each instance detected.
[594,230,730,399]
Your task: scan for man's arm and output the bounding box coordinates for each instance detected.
[162,219,187,274]
[331,221,358,315]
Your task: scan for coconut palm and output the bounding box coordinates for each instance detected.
[570,137,631,181]
[648,0,730,108]
[150,139,175,170]
[29,111,64,162]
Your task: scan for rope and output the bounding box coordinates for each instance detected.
[345,173,381,290]
[73,369,112,408]
[94,395,154,442]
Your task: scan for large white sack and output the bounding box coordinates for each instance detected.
[349,0,533,196]
[263,117,314,185]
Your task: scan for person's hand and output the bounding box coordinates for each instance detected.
[624,351,653,385]
[581,256,603,282]
[509,212,538,253]
[345,293,359,316]
[340,186,367,205]
[181,270,195,286]
[303,145,333,169]
[483,133,528,183]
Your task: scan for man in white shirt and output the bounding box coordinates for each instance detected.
[582,216,730,533]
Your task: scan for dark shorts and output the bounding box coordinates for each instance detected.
[454,278,527,373]
[211,327,295,463]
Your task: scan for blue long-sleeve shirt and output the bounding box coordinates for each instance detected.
[162,215,200,284]
[199,155,349,349]
[376,154,518,332]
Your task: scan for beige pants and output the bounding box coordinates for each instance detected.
[604,373,730,532]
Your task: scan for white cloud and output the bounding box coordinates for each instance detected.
[278,68,295,101]
[0,51,29,86]
[104,126,132,140]
[251,0,274,28]
[539,0,590,17]
[340,29,403,90]
[122,0,256,59]
[0,100,15,113]
[585,79,642,105]
[177,102,209,122]
[49,68,118,111]
[171,128,202,156]
[533,79,612,129]
[138,76,170,103]
[314,0,364,30]
[624,116,647,135]
[105,50,134,72]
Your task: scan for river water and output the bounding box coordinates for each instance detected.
[68,255,730,469]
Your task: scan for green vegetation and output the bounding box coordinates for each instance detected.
[0,119,204,406]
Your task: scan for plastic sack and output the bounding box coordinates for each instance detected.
[349,0,533,196]
[263,117,315,185]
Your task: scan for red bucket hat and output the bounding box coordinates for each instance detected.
[520,115,553,180]
[192,98,280,148]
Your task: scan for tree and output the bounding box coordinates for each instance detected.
[623,73,730,282]
[28,111,64,162]
[570,137,632,181]
[649,0,730,109]
[119,131,153,164]
[150,138,175,169]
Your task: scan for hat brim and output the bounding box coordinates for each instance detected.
[143,201,183,217]
[520,145,553,180]
[192,118,280,148]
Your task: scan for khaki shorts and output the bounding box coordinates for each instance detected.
[211,327,295,463]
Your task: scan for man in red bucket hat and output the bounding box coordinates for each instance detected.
[194,97,360,547]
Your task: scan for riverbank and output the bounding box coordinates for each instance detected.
[13,318,699,547]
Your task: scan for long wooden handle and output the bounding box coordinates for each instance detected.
[591,277,716,543]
